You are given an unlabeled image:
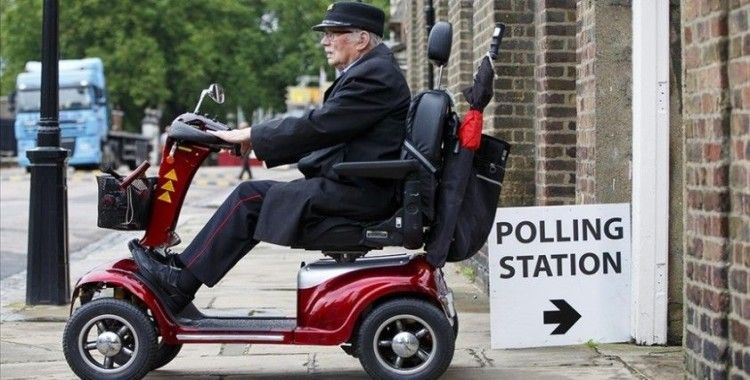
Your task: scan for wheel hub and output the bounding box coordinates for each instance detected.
[391,332,419,358]
[96,331,122,357]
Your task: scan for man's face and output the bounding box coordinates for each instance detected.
[320,29,365,70]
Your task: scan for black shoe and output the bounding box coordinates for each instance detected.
[152,252,182,268]
[128,239,193,313]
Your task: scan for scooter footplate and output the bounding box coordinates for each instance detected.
[176,316,296,331]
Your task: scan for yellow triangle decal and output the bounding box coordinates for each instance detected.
[161,180,175,192]
[157,192,172,203]
[165,169,178,181]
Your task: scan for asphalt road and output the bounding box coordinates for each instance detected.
[0,166,108,280]
[0,164,299,281]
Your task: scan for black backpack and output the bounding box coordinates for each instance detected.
[425,134,510,267]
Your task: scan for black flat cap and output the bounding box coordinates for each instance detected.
[312,2,385,37]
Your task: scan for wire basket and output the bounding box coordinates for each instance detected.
[97,175,157,230]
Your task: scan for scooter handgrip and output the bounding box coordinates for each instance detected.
[489,23,505,60]
[168,120,226,147]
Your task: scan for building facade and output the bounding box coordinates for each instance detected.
[393,0,748,377]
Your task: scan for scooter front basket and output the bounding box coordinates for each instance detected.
[97,175,157,230]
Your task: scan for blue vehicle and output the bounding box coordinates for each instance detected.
[14,58,150,169]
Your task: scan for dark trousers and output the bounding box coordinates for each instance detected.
[178,180,278,286]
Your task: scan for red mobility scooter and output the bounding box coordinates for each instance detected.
[62,22,504,380]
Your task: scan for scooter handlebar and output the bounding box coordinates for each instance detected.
[168,114,242,155]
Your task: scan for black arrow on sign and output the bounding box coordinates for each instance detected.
[543,299,581,335]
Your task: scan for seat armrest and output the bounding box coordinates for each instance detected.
[333,159,420,179]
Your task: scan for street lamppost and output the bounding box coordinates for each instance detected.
[26,0,69,305]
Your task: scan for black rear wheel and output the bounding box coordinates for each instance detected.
[356,299,455,380]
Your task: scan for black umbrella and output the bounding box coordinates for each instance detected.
[425,23,505,268]
[463,54,497,113]
[459,23,504,151]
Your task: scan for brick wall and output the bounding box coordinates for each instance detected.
[682,0,749,378]
[534,0,578,205]
[727,2,749,378]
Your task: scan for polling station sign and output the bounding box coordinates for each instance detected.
[489,203,631,349]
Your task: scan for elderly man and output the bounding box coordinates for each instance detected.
[133,2,411,312]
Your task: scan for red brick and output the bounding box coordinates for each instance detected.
[711,265,729,288]
[703,288,730,313]
[688,329,704,354]
[730,269,748,293]
[688,283,704,305]
[730,320,749,346]
[704,338,729,362]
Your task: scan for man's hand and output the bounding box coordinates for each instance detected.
[208,128,252,157]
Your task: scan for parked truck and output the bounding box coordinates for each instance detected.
[13,58,150,170]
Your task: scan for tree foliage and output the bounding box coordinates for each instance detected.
[0,0,389,130]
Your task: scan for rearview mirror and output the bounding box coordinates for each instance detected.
[194,83,225,113]
[208,83,224,104]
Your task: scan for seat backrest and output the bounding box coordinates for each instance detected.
[402,90,453,222]
[400,21,454,223]
[404,91,450,169]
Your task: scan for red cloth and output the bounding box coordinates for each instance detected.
[459,109,483,151]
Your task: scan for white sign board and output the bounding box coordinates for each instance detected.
[489,203,631,349]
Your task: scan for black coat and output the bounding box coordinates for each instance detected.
[251,44,411,245]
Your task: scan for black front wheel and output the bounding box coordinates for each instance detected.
[356,299,455,380]
[63,298,157,380]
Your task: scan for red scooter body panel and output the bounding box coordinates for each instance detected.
[294,255,438,345]
[141,141,211,247]
[74,259,298,345]
[73,258,181,344]
[72,255,442,347]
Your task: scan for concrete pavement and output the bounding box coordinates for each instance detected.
[0,166,684,379]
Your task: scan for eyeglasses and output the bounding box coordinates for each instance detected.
[319,29,359,41]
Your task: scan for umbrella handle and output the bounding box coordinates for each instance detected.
[489,23,506,60]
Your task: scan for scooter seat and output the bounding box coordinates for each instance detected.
[292,217,369,251]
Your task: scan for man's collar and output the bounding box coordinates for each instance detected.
[340,55,364,74]
[338,43,385,74]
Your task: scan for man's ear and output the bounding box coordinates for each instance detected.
[356,31,371,51]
